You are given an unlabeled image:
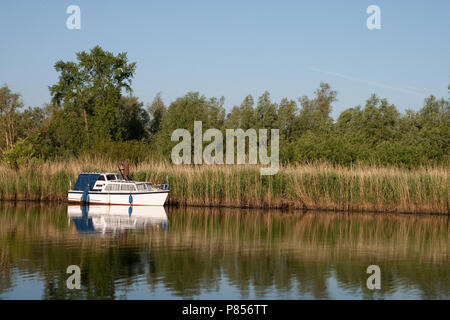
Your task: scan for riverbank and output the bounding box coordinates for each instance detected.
[0,158,448,214]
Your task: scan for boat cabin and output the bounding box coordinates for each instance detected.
[73,172,153,193]
[92,173,123,191]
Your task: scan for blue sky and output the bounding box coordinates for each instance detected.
[1,0,449,119]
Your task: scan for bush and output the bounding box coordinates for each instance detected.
[2,139,36,168]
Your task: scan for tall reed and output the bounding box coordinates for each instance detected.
[0,158,448,214]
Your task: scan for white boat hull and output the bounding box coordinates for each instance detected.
[68,190,169,206]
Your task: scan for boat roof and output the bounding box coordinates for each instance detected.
[106,180,148,184]
[74,173,100,191]
[73,173,153,190]
[79,172,121,175]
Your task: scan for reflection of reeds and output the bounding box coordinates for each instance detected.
[2,203,447,261]
[0,247,10,269]
[152,207,450,299]
[163,207,450,263]
[0,158,449,213]
[0,204,449,299]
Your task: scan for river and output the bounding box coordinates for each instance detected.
[0,203,448,299]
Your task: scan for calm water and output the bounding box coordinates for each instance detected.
[0,203,448,300]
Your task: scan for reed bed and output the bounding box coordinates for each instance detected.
[0,157,448,214]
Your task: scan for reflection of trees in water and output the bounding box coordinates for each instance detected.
[0,203,448,299]
[156,207,449,299]
[0,247,13,294]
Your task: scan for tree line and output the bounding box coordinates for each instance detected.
[0,46,449,167]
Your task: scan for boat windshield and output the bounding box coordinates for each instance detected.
[106,174,117,181]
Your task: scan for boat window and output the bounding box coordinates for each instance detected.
[106,174,117,181]
[120,184,136,191]
[105,184,120,191]
[97,175,105,181]
[136,184,147,191]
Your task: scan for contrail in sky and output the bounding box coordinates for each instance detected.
[309,68,428,96]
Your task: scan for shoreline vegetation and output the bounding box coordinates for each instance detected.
[0,158,448,214]
[1,47,449,215]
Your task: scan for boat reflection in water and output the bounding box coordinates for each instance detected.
[67,205,168,235]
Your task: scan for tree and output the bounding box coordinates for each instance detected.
[161,92,225,133]
[335,94,400,145]
[277,98,298,141]
[0,85,22,153]
[155,92,226,157]
[207,96,226,129]
[239,95,256,130]
[49,46,136,142]
[255,91,277,129]
[415,95,450,161]
[148,93,167,136]
[118,96,150,140]
[225,105,241,129]
[225,95,256,130]
[296,82,336,134]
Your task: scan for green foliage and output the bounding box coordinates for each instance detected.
[148,92,166,136]
[296,82,337,134]
[2,138,36,168]
[118,96,150,140]
[1,46,449,168]
[87,139,153,164]
[48,45,136,143]
[0,85,23,153]
[255,91,278,129]
[154,91,226,156]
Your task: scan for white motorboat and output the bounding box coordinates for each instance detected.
[68,172,169,206]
